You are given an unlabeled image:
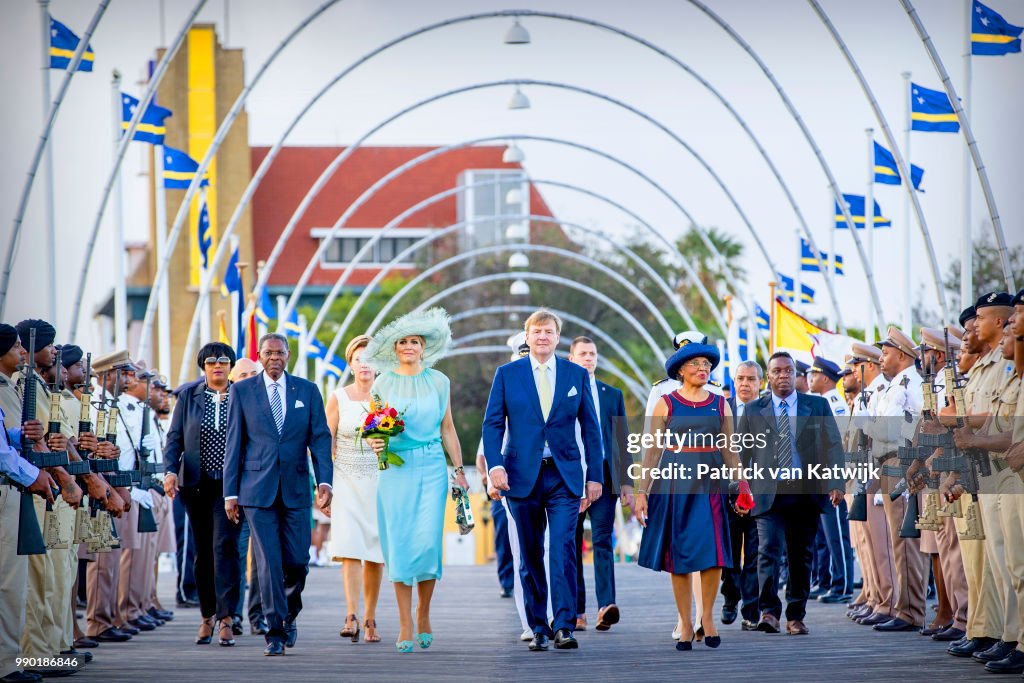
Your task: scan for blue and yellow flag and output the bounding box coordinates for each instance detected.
[281,308,302,338]
[911,83,959,133]
[121,93,172,145]
[306,339,346,379]
[49,17,93,72]
[755,304,770,332]
[873,142,925,190]
[197,202,212,271]
[220,242,240,298]
[972,0,1021,55]
[163,146,209,189]
[256,287,275,326]
[800,238,844,275]
[835,194,892,229]
[777,274,815,304]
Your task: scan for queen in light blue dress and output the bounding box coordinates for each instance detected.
[361,307,469,653]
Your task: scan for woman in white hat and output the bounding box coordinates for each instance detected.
[362,308,469,653]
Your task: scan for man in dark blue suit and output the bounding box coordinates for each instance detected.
[567,337,631,632]
[223,334,333,656]
[736,351,845,637]
[483,310,604,651]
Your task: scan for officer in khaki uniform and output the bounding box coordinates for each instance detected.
[848,343,899,627]
[944,296,1013,660]
[863,326,929,632]
[951,295,1023,673]
[914,327,969,642]
[1005,288,1024,668]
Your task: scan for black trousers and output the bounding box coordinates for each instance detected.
[178,473,243,620]
[721,506,760,622]
[173,493,198,602]
[754,493,821,622]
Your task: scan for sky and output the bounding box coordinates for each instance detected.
[1,0,1022,353]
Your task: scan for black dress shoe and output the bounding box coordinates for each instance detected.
[72,638,97,649]
[528,633,549,651]
[141,614,164,627]
[973,640,1018,663]
[59,650,91,663]
[740,619,758,631]
[2,672,43,682]
[231,616,243,636]
[176,599,199,609]
[553,629,578,649]
[857,612,891,626]
[948,636,998,657]
[127,618,155,632]
[263,640,285,656]
[932,626,965,642]
[984,649,1024,673]
[148,607,173,621]
[721,604,738,625]
[819,592,852,604]
[118,624,139,636]
[499,588,512,598]
[873,618,919,632]
[94,628,131,643]
[250,618,269,636]
[284,620,298,648]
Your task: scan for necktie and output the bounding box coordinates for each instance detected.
[537,364,552,420]
[270,382,284,434]
[776,399,792,469]
[591,380,600,428]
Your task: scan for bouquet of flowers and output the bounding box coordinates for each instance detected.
[356,394,406,470]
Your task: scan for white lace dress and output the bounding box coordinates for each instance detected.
[327,387,383,563]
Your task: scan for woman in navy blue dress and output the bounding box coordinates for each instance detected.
[633,338,751,650]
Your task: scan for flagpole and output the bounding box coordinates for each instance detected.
[793,228,803,316]
[960,0,973,311]
[865,128,876,343]
[297,314,309,379]
[768,281,777,354]
[901,71,913,332]
[154,145,172,375]
[828,204,836,330]
[39,0,57,323]
[111,70,128,351]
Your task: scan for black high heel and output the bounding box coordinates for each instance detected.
[676,633,695,651]
[695,625,705,642]
[705,634,721,648]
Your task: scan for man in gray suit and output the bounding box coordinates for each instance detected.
[223,334,332,656]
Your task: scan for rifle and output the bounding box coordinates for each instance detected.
[134,370,158,533]
[847,365,872,522]
[83,362,116,474]
[50,347,90,477]
[921,353,938,421]
[9,328,46,555]
[102,367,133,489]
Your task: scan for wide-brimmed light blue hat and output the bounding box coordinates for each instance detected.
[664,333,720,380]
[364,307,452,373]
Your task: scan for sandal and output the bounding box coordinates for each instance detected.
[340,613,359,642]
[217,617,236,647]
[364,618,380,643]
[196,617,214,645]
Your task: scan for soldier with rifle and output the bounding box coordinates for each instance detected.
[862,326,929,633]
[0,322,57,683]
[846,342,897,629]
[941,294,1023,673]
[839,357,875,619]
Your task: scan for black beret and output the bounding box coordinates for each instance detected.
[15,319,56,350]
[0,324,17,356]
[958,305,976,327]
[974,291,1013,310]
[1012,289,1024,307]
[57,344,83,368]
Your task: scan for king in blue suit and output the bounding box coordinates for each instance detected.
[223,334,333,656]
[482,310,604,651]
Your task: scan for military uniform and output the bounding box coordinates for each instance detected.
[863,328,929,629]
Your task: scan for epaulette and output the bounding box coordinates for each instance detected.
[652,378,671,387]
[708,380,722,388]
[0,376,7,386]
[126,402,136,411]
[900,375,910,388]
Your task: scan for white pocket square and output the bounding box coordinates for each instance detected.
[294,400,305,408]
[567,386,578,397]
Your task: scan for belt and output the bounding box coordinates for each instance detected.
[540,457,556,467]
[202,469,224,480]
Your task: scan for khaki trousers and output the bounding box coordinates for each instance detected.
[955,494,1002,640]
[117,505,156,622]
[1001,471,1024,652]
[880,464,928,626]
[85,543,120,636]
[934,514,969,630]
[982,469,1023,644]
[865,480,898,617]
[21,496,75,657]
[0,485,29,677]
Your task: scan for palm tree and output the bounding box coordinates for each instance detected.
[675,226,747,326]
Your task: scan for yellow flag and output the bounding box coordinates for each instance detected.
[771,297,823,354]
[217,311,229,345]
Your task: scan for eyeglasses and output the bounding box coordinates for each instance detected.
[684,360,713,371]
[203,356,232,366]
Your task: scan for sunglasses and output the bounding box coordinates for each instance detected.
[204,356,232,366]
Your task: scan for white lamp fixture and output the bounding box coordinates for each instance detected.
[504,19,531,45]
[505,188,522,205]
[507,87,530,110]
[502,143,525,163]
[510,279,530,296]
[508,252,529,269]
[504,222,528,241]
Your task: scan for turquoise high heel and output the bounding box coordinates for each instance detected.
[416,633,433,649]
[396,640,414,653]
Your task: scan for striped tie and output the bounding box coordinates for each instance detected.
[270,382,284,434]
[776,399,792,470]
